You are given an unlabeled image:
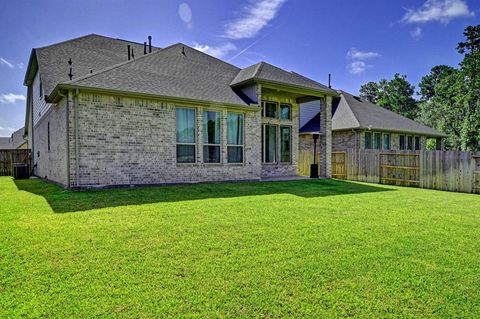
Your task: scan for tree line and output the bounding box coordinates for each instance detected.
[359,25,480,151]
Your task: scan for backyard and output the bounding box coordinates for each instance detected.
[1,177,479,318]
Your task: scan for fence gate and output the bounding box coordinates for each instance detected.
[379,153,420,187]
[332,151,346,179]
[474,155,480,194]
[0,149,32,176]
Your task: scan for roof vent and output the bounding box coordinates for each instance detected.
[182,46,186,56]
[68,58,73,80]
[127,45,131,60]
[328,73,331,88]
[148,36,152,53]
[144,42,147,55]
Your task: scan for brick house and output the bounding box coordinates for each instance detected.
[23,34,337,188]
[300,90,446,152]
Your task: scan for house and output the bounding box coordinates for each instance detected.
[300,90,446,152]
[23,34,337,188]
[0,127,27,150]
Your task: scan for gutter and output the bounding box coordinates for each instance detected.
[57,89,70,187]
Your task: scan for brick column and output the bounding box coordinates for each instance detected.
[319,96,332,178]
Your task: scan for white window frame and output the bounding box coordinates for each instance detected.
[176,107,197,164]
[227,112,245,164]
[203,110,222,164]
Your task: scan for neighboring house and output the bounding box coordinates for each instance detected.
[0,127,27,150]
[23,34,337,188]
[300,90,446,152]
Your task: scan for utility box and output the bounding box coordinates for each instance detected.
[13,163,29,179]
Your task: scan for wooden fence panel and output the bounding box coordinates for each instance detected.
[0,149,31,176]
[298,151,320,177]
[332,152,346,179]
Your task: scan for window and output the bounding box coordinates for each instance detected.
[47,122,50,151]
[414,136,421,150]
[263,125,277,163]
[364,131,372,149]
[263,101,277,118]
[203,111,221,163]
[176,108,196,163]
[373,132,381,150]
[280,104,291,120]
[407,135,413,150]
[280,126,291,163]
[227,112,244,163]
[399,135,406,150]
[383,133,391,150]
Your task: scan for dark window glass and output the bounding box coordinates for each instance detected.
[203,111,221,163]
[373,132,381,149]
[227,146,243,163]
[176,108,196,163]
[400,135,406,150]
[264,102,277,118]
[407,136,413,150]
[227,112,244,163]
[203,146,220,163]
[280,104,291,120]
[364,132,372,149]
[414,136,420,150]
[280,126,291,162]
[383,133,391,150]
[264,125,277,163]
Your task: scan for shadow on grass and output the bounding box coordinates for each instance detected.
[13,178,395,214]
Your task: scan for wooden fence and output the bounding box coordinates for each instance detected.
[0,149,32,176]
[299,149,480,194]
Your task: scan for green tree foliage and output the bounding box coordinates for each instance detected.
[359,82,379,103]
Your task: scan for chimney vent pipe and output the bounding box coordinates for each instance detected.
[127,45,131,60]
[148,36,152,53]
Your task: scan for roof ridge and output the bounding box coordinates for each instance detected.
[179,43,240,70]
[254,61,265,78]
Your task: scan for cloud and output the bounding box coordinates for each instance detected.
[0,93,26,104]
[346,48,380,60]
[0,126,15,136]
[192,42,237,58]
[410,27,423,39]
[224,0,286,39]
[402,0,474,24]
[347,61,369,75]
[0,57,14,68]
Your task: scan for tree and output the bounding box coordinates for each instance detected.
[418,65,456,101]
[359,82,379,103]
[377,74,418,119]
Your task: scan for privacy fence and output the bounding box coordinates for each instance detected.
[300,149,480,194]
[0,149,32,176]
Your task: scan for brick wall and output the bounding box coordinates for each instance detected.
[332,130,358,151]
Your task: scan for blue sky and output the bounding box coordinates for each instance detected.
[0,0,478,136]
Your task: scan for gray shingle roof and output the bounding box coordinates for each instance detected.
[62,43,252,106]
[0,137,12,150]
[300,91,446,137]
[231,61,336,95]
[33,34,159,97]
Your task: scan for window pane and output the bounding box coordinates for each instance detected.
[228,146,243,163]
[280,126,291,162]
[265,125,277,162]
[365,132,372,149]
[280,104,291,120]
[407,136,413,150]
[227,113,244,145]
[176,145,195,163]
[203,111,220,145]
[264,102,277,118]
[374,132,381,149]
[176,108,195,143]
[400,135,405,150]
[383,134,390,150]
[203,146,220,163]
[414,136,420,150]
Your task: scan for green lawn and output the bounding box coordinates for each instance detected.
[1,177,479,318]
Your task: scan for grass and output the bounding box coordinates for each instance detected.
[1,177,479,318]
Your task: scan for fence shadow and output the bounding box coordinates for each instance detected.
[13,178,395,214]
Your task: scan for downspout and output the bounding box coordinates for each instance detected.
[28,85,35,175]
[74,89,80,187]
[57,89,69,187]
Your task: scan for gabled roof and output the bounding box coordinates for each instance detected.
[54,43,253,106]
[24,34,159,97]
[300,91,447,137]
[0,137,12,150]
[230,61,337,95]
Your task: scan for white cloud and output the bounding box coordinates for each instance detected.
[347,61,369,75]
[0,93,26,104]
[402,0,474,24]
[0,126,15,136]
[224,0,286,39]
[192,42,237,59]
[411,27,423,39]
[346,48,380,61]
[0,57,14,68]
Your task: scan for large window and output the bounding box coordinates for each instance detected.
[364,132,372,149]
[203,111,221,163]
[263,125,277,163]
[407,135,413,150]
[280,126,291,163]
[399,135,406,150]
[280,104,291,120]
[373,132,381,150]
[414,136,421,150]
[383,133,391,150]
[176,108,196,163]
[227,112,244,163]
[263,102,277,118]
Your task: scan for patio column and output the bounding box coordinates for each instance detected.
[319,96,332,178]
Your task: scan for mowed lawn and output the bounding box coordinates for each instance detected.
[1,177,479,318]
